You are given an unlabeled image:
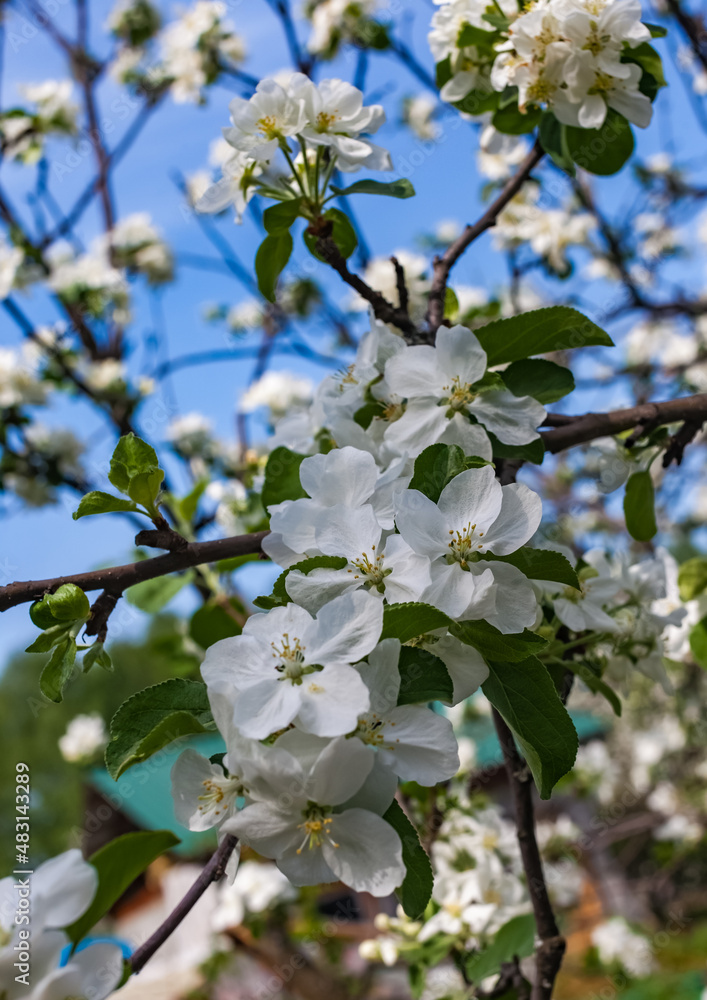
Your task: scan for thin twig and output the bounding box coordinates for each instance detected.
[492,709,565,1000]
[426,142,545,334]
[128,836,238,975]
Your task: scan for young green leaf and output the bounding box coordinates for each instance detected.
[624,470,657,541]
[66,830,181,944]
[492,101,542,135]
[125,571,195,614]
[39,639,78,703]
[564,661,621,716]
[30,583,91,626]
[465,914,536,984]
[104,677,216,779]
[538,111,575,174]
[255,231,293,302]
[189,599,244,649]
[383,800,433,919]
[83,641,113,673]
[485,547,580,590]
[381,603,452,644]
[261,446,308,508]
[678,557,707,601]
[408,444,468,503]
[483,656,579,799]
[330,179,415,199]
[450,619,548,661]
[73,491,142,520]
[566,111,635,176]
[397,647,454,705]
[109,433,161,494]
[263,197,302,235]
[474,306,613,366]
[500,358,575,404]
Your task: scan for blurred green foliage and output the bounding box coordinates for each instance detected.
[0,615,199,871]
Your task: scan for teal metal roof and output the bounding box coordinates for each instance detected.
[89,734,226,857]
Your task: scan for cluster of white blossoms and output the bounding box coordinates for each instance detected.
[169,318,550,896]
[0,850,123,1000]
[196,75,391,223]
[494,186,597,272]
[0,80,78,164]
[304,0,382,56]
[535,546,689,692]
[430,0,654,130]
[359,792,531,975]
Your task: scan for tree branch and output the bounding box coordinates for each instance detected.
[542,393,707,453]
[313,230,419,339]
[492,709,564,1000]
[0,530,269,612]
[128,835,238,975]
[426,141,545,334]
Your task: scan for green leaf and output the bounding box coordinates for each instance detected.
[304,209,357,261]
[126,467,165,509]
[330,179,415,199]
[450,620,548,662]
[454,86,500,115]
[482,656,578,798]
[354,401,385,429]
[255,231,293,303]
[409,444,468,503]
[189,599,244,649]
[566,111,635,176]
[488,431,545,465]
[381,603,452,644]
[564,661,621,716]
[177,478,210,524]
[624,470,657,542]
[486,547,580,590]
[465,914,536,984]
[66,830,180,944]
[105,678,216,779]
[538,111,575,174]
[72,491,141,520]
[126,571,194,614]
[261,446,308,508]
[678,557,707,601]
[492,101,542,135]
[689,616,707,669]
[501,359,575,404]
[109,433,160,494]
[482,10,511,30]
[263,198,302,235]
[623,42,666,88]
[382,800,433,919]
[25,624,71,653]
[39,639,77,703]
[30,584,91,626]
[444,286,459,320]
[475,306,613,366]
[83,641,113,674]
[645,22,667,37]
[457,22,497,47]
[397,647,454,705]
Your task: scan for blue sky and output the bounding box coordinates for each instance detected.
[1,0,706,661]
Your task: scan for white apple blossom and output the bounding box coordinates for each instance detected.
[241,370,314,422]
[223,732,405,895]
[202,590,382,739]
[383,324,545,455]
[196,150,263,223]
[290,75,391,172]
[353,638,460,784]
[305,0,381,55]
[58,713,108,762]
[224,79,308,163]
[0,344,48,408]
[211,861,297,930]
[395,465,542,629]
[0,237,23,300]
[591,917,656,977]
